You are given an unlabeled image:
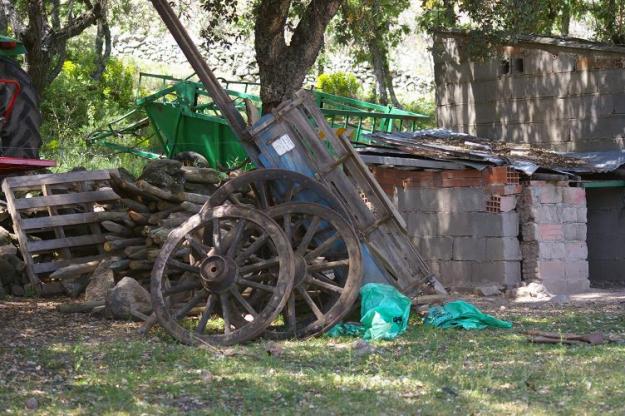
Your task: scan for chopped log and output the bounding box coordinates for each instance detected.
[95,211,131,222]
[148,206,182,225]
[104,237,146,252]
[119,198,150,213]
[137,180,178,202]
[101,221,133,237]
[110,259,131,272]
[156,200,178,211]
[175,191,209,204]
[129,260,153,271]
[124,245,148,260]
[146,227,172,245]
[49,260,101,280]
[158,212,193,228]
[180,201,203,213]
[181,166,222,184]
[0,245,18,256]
[110,170,157,203]
[128,210,149,225]
[56,300,105,314]
[183,182,216,195]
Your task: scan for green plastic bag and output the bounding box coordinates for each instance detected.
[328,283,412,340]
[361,283,412,340]
[425,300,512,330]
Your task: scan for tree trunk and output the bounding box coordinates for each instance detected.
[254,0,341,113]
[382,50,401,108]
[369,39,388,105]
[92,14,111,80]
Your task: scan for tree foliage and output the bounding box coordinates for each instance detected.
[201,0,341,112]
[0,0,109,93]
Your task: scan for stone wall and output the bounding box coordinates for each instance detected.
[518,181,590,293]
[374,166,523,290]
[586,188,625,288]
[433,34,625,151]
[110,25,434,100]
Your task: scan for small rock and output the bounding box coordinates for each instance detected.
[11,284,24,297]
[265,341,284,357]
[352,339,375,356]
[516,282,552,299]
[105,276,151,320]
[85,260,115,302]
[475,285,501,297]
[62,274,90,298]
[549,294,571,305]
[25,397,38,410]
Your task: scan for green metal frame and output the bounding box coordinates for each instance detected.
[0,35,26,58]
[88,73,430,168]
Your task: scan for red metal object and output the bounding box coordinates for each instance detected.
[0,79,21,121]
[0,156,55,175]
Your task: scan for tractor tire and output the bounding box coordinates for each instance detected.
[0,57,42,158]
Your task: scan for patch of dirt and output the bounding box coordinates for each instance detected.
[0,297,140,349]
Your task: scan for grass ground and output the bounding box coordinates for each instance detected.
[1,295,624,415]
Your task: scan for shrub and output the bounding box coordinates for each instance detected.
[39,45,143,173]
[315,72,361,98]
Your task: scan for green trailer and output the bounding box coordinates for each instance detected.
[86,73,428,169]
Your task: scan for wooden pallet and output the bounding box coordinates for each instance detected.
[1,169,120,286]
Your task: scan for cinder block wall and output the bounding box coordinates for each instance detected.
[518,181,590,293]
[586,188,625,288]
[374,167,522,289]
[433,34,625,152]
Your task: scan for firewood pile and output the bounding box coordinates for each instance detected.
[0,159,229,317]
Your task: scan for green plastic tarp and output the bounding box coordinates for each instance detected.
[424,300,512,330]
[327,283,412,340]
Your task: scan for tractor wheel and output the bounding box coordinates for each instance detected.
[0,57,42,158]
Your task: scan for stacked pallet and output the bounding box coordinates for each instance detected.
[49,160,224,299]
[1,160,226,303]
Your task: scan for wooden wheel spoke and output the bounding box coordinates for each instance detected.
[167,258,200,273]
[239,257,279,274]
[230,287,258,318]
[220,294,233,334]
[185,235,212,259]
[255,181,270,209]
[238,278,276,293]
[283,213,292,242]
[162,281,202,296]
[308,259,349,273]
[174,290,206,320]
[296,216,321,255]
[195,294,216,334]
[225,220,246,258]
[212,218,222,254]
[297,287,325,321]
[286,294,297,334]
[306,274,344,294]
[304,234,339,261]
[235,233,268,264]
[284,183,301,203]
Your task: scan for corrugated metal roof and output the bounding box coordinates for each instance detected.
[362,129,624,175]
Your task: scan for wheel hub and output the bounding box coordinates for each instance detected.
[199,255,237,293]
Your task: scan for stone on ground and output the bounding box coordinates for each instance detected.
[105,276,151,320]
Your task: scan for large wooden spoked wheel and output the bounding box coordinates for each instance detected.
[151,204,295,346]
[264,202,362,339]
[210,168,351,225]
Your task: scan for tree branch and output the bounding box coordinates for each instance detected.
[288,0,341,66]
[51,0,103,42]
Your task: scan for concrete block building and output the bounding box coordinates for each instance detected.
[432,31,625,152]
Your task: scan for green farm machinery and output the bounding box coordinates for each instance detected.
[86,72,426,169]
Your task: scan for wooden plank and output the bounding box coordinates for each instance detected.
[43,184,72,258]
[79,181,106,255]
[33,255,107,275]
[4,169,113,189]
[21,212,105,230]
[28,234,106,253]
[14,189,119,210]
[1,179,39,285]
